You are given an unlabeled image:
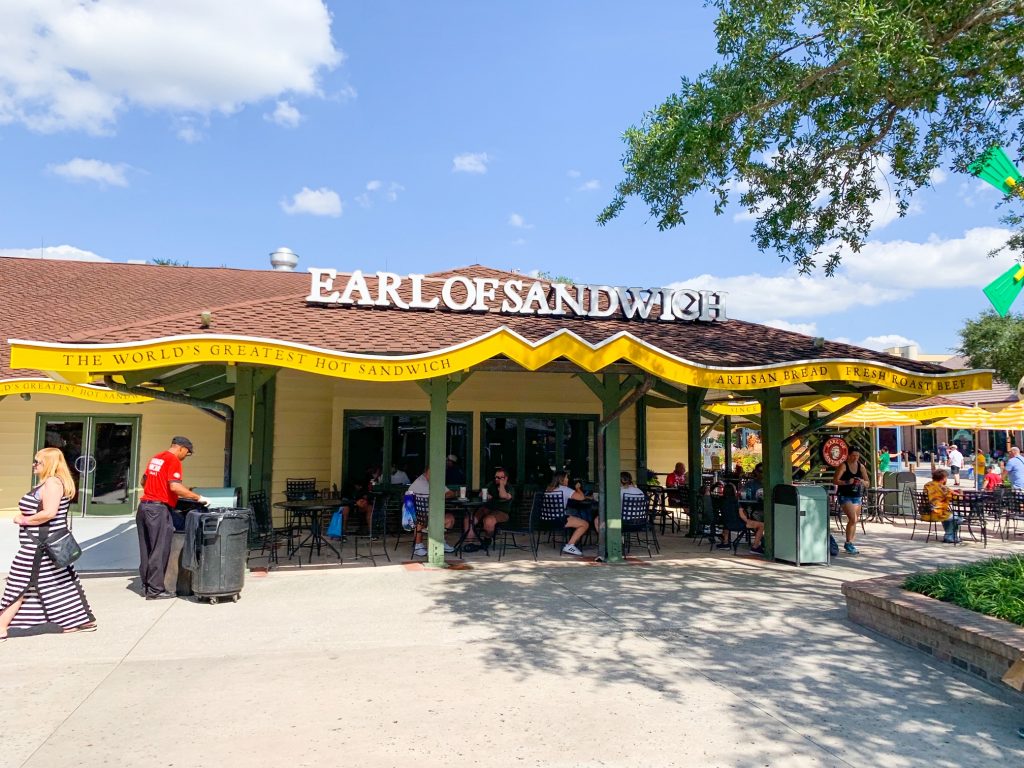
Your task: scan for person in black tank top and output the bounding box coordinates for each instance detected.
[832,449,869,555]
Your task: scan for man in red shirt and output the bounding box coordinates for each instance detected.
[137,437,208,599]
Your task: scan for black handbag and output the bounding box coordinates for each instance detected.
[40,525,83,568]
[27,499,83,568]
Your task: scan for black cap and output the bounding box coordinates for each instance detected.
[171,436,194,455]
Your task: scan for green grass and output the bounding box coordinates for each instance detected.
[904,556,1024,627]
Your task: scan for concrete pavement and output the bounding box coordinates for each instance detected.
[2,525,1023,767]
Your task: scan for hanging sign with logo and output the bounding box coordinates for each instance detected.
[821,436,850,468]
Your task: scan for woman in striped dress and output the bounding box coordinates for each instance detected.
[0,447,95,639]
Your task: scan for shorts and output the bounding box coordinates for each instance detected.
[950,466,960,476]
[837,496,862,507]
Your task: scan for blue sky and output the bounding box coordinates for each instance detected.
[0,1,1013,355]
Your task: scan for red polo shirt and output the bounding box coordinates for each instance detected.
[141,450,184,507]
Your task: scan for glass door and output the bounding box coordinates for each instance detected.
[36,414,141,516]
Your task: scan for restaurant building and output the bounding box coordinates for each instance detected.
[0,256,991,565]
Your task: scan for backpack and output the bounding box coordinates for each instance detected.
[828,534,839,558]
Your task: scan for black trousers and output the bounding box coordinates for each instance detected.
[137,501,173,597]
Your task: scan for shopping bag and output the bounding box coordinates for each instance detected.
[401,494,416,531]
[326,508,344,539]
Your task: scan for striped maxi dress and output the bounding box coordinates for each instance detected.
[1,486,94,629]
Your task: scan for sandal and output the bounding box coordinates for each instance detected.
[63,623,98,634]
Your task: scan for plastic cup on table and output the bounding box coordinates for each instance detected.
[481,488,489,502]
[459,486,467,499]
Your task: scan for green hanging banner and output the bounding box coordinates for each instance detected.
[983,263,1024,317]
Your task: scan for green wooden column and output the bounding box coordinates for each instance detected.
[230,365,256,504]
[759,388,784,560]
[425,377,449,568]
[723,416,733,473]
[602,375,623,563]
[250,373,277,501]
[686,387,707,535]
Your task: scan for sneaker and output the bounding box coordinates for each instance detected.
[750,545,764,554]
[562,544,583,556]
[715,543,732,550]
[942,536,955,544]
[413,544,427,557]
[844,542,859,555]
[443,543,455,553]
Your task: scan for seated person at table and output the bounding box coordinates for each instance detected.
[409,468,456,557]
[567,478,593,521]
[665,462,687,504]
[923,469,962,544]
[340,476,374,533]
[982,465,1002,492]
[463,467,514,551]
[445,454,465,485]
[726,482,764,553]
[548,471,589,557]
[390,463,410,485]
[733,462,745,477]
[743,464,764,500]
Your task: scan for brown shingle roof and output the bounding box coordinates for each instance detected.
[1,257,963,379]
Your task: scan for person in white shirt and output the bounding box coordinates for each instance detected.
[408,467,455,557]
[547,471,589,556]
[947,444,964,487]
[390,464,410,485]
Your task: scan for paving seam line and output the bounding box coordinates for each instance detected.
[543,568,859,768]
[17,600,178,768]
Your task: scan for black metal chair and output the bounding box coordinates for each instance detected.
[285,477,318,500]
[248,490,294,567]
[530,492,570,559]
[952,493,987,548]
[719,495,752,553]
[350,495,391,566]
[621,494,657,558]
[497,491,536,560]
[910,490,942,543]
[694,492,721,549]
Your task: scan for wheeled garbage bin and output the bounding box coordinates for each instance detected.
[772,484,829,565]
[183,507,250,604]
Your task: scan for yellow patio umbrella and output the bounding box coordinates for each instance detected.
[826,402,921,487]
[984,400,1024,430]
[927,407,995,473]
[827,401,922,428]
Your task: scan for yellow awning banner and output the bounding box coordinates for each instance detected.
[0,378,152,404]
[893,404,973,422]
[8,331,993,395]
[706,401,761,416]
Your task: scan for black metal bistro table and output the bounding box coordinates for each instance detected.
[273,498,346,564]
[446,498,487,555]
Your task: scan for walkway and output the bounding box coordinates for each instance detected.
[1,526,1022,767]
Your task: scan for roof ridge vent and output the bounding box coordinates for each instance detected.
[270,247,299,271]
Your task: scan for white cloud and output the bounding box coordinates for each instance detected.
[508,213,533,229]
[567,169,581,178]
[48,157,128,187]
[841,226,1012,289]
[356,180,402,207]
[858,334,918,351]
[281,186,342,217]
[452,152,489,174]
[577,179,600,192]
[670,272,908,321]
[174,115,205,143]
[928,168,948,185]
[512,238,527,246]
[763,319,817,335]
[0,245,108,261]
[0,0,342,135]
[266,100,301,128]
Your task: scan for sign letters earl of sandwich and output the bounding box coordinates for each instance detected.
[307,269,727,322]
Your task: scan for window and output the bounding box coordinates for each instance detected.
[481,413,597,486]
[343,411,470,489]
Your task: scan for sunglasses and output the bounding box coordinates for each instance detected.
[495,475,506,480]
[32,459,40,466]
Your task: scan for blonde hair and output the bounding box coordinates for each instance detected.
[35,446,76,499]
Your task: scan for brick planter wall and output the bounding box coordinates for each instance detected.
[842,575,1024,693]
